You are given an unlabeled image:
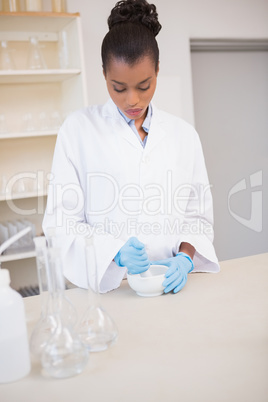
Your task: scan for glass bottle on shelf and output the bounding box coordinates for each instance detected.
[25,0,42,12]
[77,237,118,352]
[52,0,66,13]
[0,41,15,70]
[2,0,20,12]
[27,36,47,70]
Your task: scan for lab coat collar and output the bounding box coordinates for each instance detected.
[102,98,167,153]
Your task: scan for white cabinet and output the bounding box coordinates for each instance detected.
[0,12,87,278]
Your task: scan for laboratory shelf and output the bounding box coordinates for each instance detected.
[0,250,36,263]
[0,12,80,33]
[0,11,87,272]
[0,69,81,84]
[0,130,57,139]
[0,191,47,202]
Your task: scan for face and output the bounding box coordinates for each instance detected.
[104,56,159,122]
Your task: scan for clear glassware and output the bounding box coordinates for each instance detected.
[39,112,49,132]
[2,0,20,12]
[22,112,35,132]
[0,41,15,70]
[50,111,62,130]
[77,237,118,352]
[58,30,69,69]
[25,0,42,12]
[30,237,56,360]
[52,0,66,13]
[30,237,77,362]
[41,247,88,378]
[27,36,47,70]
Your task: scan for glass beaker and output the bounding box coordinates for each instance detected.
[0,41,15,70]
[27,36,47,70]
[41,247,88,378]
[77,237,118,352]
[30,237,77,361]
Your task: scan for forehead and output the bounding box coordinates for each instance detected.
[106,56,156,83]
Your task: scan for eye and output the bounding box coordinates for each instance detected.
[139,86,150,91]
[113,87,126,93]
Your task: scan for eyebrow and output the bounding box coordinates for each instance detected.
[111,77,152,86]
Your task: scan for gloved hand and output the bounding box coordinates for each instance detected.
[114,237,150,274]
[152,252,194,294]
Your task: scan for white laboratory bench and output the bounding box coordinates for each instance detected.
[1,253,268,402]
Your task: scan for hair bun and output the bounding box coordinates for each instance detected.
[108,0,162,37]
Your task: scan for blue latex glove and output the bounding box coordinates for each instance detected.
[114,237,150,274]
[152,252,194,294]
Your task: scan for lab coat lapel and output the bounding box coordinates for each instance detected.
[101,99,167,152]
[102,99,143,150]
[144,104,167,155]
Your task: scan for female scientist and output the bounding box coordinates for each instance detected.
[43,0,220,293]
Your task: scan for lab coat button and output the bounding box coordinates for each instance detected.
[142,156,150,164]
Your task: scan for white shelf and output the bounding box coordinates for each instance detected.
[0,12,87,268]
[0,191,47,201]
[0,12,80,33]
[0,250,36,263]
[0,130,57,139]
[0,69,81,84]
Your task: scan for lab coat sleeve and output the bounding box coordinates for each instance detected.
[178,129,220,273]
[42,123,126,292]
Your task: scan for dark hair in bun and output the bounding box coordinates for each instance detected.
[102,0,162,74]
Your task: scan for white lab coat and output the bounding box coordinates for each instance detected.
[43,99,220,292]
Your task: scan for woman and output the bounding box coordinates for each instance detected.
[43,0,220,293]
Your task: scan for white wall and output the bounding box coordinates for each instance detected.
[66,0,268,124]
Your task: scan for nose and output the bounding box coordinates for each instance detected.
[126,90,139,107]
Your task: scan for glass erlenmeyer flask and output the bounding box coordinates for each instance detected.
[77,237,118,352]
[30,237,77,361]
[27,36,47,70]
[41,247,88,378]
[30,237,56,360]
[0,41,15,70]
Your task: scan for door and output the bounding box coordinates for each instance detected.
[191,40,268,260]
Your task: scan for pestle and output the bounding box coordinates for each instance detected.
[140,266,153,278]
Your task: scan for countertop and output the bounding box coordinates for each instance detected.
[1,253,268,402]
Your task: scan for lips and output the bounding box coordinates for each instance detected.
[125,108,143,117]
